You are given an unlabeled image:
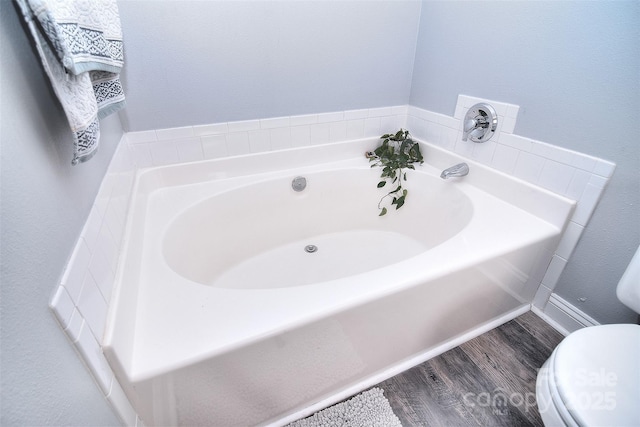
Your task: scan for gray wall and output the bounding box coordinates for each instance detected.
[117,0,422,131]
[0,2,123,425]
[410,0,640,324]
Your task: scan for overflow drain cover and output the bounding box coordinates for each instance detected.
[304,245,318,253]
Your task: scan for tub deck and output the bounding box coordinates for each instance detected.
[103,139,574,426]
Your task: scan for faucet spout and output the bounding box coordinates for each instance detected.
[440,163,469,179]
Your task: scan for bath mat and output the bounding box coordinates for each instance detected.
[287,387,402,427]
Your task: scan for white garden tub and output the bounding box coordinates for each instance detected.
[104,138,574,426]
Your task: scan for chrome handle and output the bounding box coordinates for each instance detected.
[462,103,498,142]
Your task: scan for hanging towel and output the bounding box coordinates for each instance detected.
[16,0,125,164]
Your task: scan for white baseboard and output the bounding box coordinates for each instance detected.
[535,293,600,336]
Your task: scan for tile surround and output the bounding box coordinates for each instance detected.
[50,96,614,425]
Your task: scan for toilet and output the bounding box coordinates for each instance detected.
[536,246,640,426]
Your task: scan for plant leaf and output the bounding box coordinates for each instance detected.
[379,207,387,216]
[377,181,386,188]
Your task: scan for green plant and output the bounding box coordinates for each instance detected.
[368,129,423,216]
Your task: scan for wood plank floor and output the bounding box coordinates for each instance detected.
[375,311,565,427]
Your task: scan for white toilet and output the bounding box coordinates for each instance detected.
[536,246,640,426]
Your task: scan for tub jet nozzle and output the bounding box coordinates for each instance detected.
[292,176,307,192]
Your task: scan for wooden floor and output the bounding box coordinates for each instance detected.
[375,311,565,427]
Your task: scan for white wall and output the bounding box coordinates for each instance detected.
[0,2,123,425]
[117,0,422,131]
[410,0,640,324]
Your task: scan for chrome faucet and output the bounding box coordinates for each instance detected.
[440,163,469,179]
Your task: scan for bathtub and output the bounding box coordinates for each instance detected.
[104,138,574,426]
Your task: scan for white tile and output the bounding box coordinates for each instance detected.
[417,109,437,123]
[489,102,509,118]
[290,126,311,147]
[269,127,292,151]
[454,139,474,158]
[499,133,532,152]
[548,146,576,165]
[77,273,108,340]
[98,173,117,203]
[193,122,228,136]
[61,238,91,303]
[309,123,331,144]
[532,285,553,310]
[226,132,251,156]
[500,114,517,134]
[471,140,496,165]
[148,141,179,166]
[364,118,381,138]
[439,127,458,151]
[346,119,365,139]
[82,205,104,258]
[572,183,604,226]
[107,379,138,427]
[418,108,439,123]
[436,114,459,129]
[50,286,76,329]
[176,138,204,163]
[454,104,465,120]
[201,134,228,159]
[457,94,476,110]
[392,105,409,115]
[570,152,598,172]
[344,109,369,120]
[88,247,115,302]
[555,221,584,260]
[329,121,347,142]
[155,126,194,141]
[593,159,616,178]
[75,325,113,395]
[422,122,443,145]
[260,116,290,129]
[380,116,398,135]
[513,151,545,183]
[406,116,427,141]
[97,222,118,275]
[530,248,554,283]
[407,105,422,118]
[368,107,393,117]
[248,129,271,153]
[491,143,520,174]
[541,255,568,290]
[289,114,317,126]
[317,111,344,123]
[538,160,576,195]
[565,169,592,201]
[110,170,133,202]
[530,140,557,160]
[506,104,520,119]
[396,113,408,130]
[227,119,260,133]
[129,143,153,168]
[588,174,608,189]
[65,310,84,343]
[126,130,156,144]
[102,202,124,254]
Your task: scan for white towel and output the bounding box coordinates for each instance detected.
[16,0,125,164]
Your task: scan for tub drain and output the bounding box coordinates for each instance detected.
[304,244,318,253]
